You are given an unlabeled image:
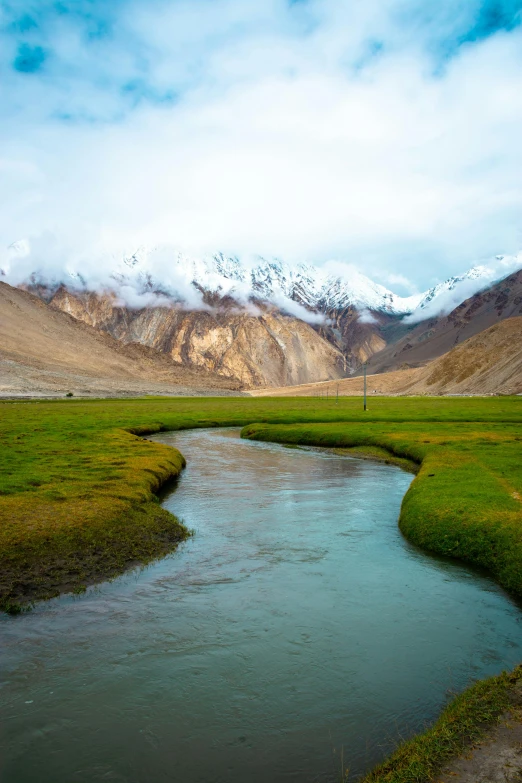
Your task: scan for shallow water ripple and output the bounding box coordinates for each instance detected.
[1,429,521,783]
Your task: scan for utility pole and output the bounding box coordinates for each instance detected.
[363,362,367,411]
[336,383,339,404]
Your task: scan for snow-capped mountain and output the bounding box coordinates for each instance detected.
[107,249,424,316]
[3,241,521,386]
[405,255,522,323]
[3,241,522,323]
[116,248,522,320]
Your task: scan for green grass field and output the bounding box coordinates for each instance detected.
[1,394,521,781]
[1,395,520,611]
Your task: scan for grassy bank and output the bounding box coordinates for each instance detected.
[1,395,520,609]
[359,664,522,783]
[0,423,190,612]
[1,395,521,779]
[241,417,522,597]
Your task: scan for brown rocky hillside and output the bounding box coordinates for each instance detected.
[46,287,345,388]
[0,282,243,397]
[251,317,522,397]
[363,268,522,375]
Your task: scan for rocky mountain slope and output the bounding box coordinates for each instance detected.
[46,287,344,388]
[362,268,522,375]
[4,243,522,385]
[252,317,522,397]
[0,282,243,397]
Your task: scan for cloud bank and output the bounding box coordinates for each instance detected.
[3,236,520,325]
[405,252,522,322]
[0,237,329,322]
[1,0,522,290]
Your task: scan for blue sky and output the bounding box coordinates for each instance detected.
[1,0,522,291]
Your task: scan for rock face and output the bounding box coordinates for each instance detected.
[49,288,344,388]
[315,305,391,368]
[362,268,522,375]
[0,282,244,397]
[252,317,522,397]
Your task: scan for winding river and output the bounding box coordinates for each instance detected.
[1,428,521,782]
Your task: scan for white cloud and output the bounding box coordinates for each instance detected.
[404,252,522,322]
[268,290,326,324]
[1,1,522,290]
[0,236,328,321]
[112,286,175,310]
[376,272,418,295]
[358,309,379,324]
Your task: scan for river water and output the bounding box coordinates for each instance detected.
[1,428,521,782]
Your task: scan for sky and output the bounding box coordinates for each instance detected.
[1,0,522,295]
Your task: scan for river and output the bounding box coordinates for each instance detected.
[1,428,521,782]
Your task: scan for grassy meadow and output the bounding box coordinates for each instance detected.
[1,394,520,612]
[1,394,521,781]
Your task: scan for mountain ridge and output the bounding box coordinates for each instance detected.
[4,242,521,323]
[361,267,522,375]
[3,244,522,386]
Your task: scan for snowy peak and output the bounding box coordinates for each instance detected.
[3,241,522,324]
[223,257,420,315]
[406,255,522,323]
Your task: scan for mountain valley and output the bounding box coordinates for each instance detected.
[2,249,522,394]
[252,317,522,397]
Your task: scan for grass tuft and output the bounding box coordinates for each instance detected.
[359,665,522,783]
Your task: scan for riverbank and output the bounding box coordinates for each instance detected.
[240,416,522,781]
[1,396,521,779]
[0,424,190,613]
[362,664,522,783]
[241,419,522,597]
[3,395,518,611]
[332,445,420,474]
